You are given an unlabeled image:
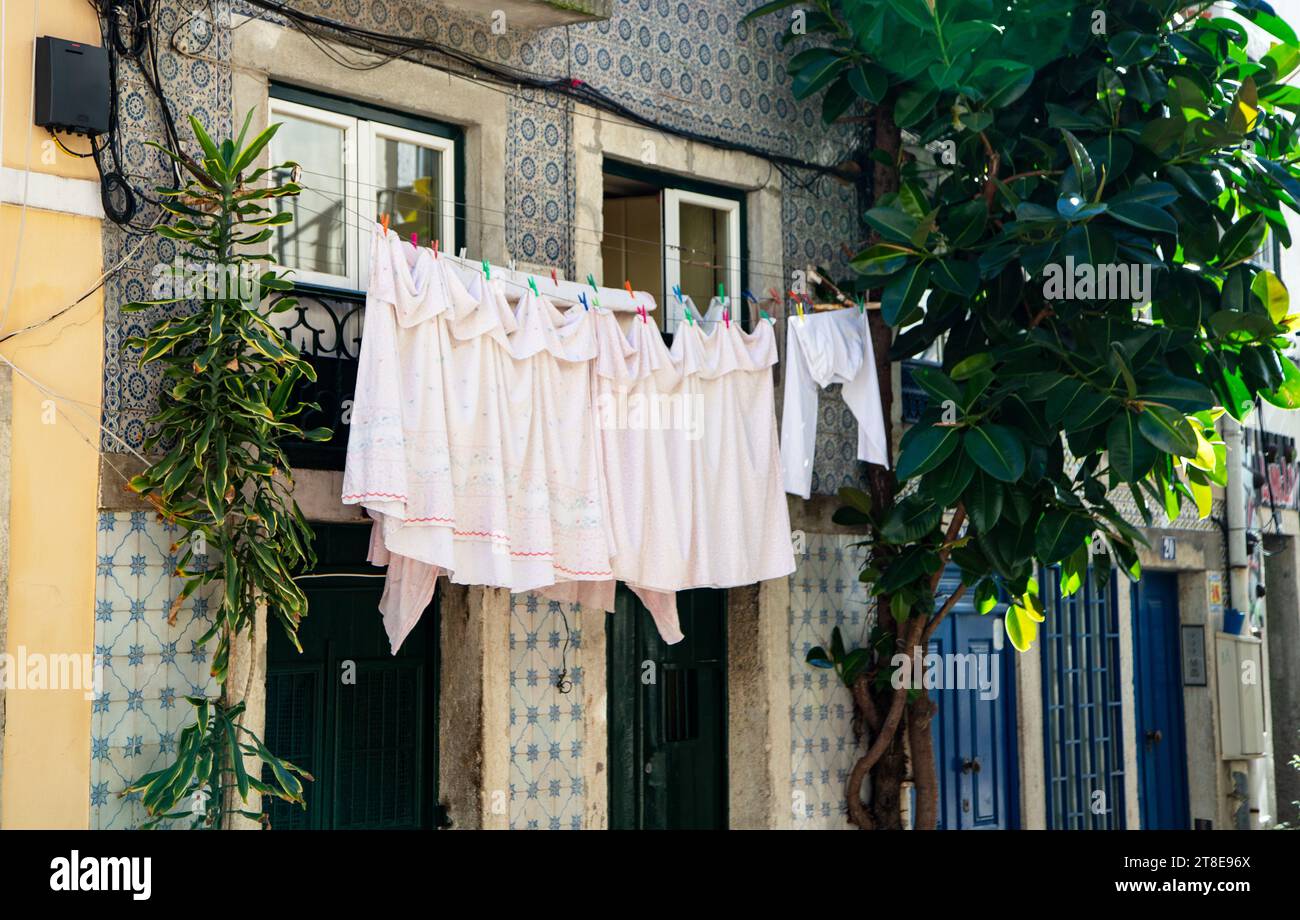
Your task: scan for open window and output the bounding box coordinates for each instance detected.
[601,162,745,336]
[268,88,459,292]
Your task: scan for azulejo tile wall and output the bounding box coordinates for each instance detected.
[90,512,220,830]
[104,1,867,498]
[508,593,587,829]
[789,532,873,830]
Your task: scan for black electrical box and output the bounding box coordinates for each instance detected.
[34,36,110,137]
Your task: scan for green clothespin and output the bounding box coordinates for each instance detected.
[686,304,694,326]
[587,273,598,291]
[858,296,865,313]
[528,276,539,296]
[760,309,773,324]
[717,282,726,302]
[482,259,491,280]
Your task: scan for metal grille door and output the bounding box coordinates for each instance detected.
[1041,568,1126,829]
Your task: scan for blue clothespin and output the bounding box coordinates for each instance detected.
[579,291,589,311]
[673,285,683,303]
[744,289,757,304]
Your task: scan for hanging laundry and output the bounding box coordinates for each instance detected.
[346,223,793,652]
[780,306,890,499]
[592,306,795,643]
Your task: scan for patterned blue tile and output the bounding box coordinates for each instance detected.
[509,593,586,829]
[90,512,220,829]
[789,532,873,829]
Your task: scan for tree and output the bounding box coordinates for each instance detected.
[749,0,1300,829]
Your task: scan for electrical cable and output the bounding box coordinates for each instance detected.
[237,0,858,182]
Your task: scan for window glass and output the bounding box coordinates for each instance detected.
[270,112,348,279]
[374,137,443,247]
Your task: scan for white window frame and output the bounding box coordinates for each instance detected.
[358,120,456,291]
[267,97,457,291]
[663,188,742,334]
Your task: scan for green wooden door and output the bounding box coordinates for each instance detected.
[264,524,440,829]
[608,586,728,829]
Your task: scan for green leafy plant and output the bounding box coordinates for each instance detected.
[121,112,326,827]
[753,0,1300,829]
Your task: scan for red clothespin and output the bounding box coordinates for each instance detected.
[551,268,558,286]
[379,213,390,236]
[432,239,439,259]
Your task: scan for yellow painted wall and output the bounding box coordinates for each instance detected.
[0,0,105,828]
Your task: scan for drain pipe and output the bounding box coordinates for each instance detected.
[1223,415,1256,828]
[1225,416,1250,617]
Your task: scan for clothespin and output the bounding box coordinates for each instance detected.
[685,303,694,326]
[482,259,491,280]
[379,213,390,236]
[672,285,683,303]
[579,291,589,311]
[759,309,774,324]
[550,268,558,286]
[767,287,781,302]
[641,306,649,324]
[587,274,598,291]
[624,280,634,298]
[857,296,865,314]
[717,282,726,304]
[508,258,517,273]
[411,232,418,247]
[432,239,439,259]
[743,289,757,304]
[459,247,468,259]
[528,276,539,296]
[724,308,731,329]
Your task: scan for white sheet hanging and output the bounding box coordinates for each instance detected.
[780,306,889,499]
[592,308,795,642]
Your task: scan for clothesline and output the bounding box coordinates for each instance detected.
[276,191,797,289]
[275,194,877,318]
[284,163,801,274]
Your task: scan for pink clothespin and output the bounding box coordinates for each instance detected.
[433,239,439,259]
[637,305,648,324]
[724,308,731,329]
[411,232,418,247]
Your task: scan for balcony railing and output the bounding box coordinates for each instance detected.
[270,289,364,471]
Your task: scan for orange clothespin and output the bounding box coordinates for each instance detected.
[379,213,390,236]
[624,280,634,298]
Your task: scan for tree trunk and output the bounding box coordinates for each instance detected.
[908,694,939,830]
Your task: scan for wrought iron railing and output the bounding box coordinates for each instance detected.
[269,289,364,471]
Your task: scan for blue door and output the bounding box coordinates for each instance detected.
[1131,572,1190,829]
[929,567,1019,829]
